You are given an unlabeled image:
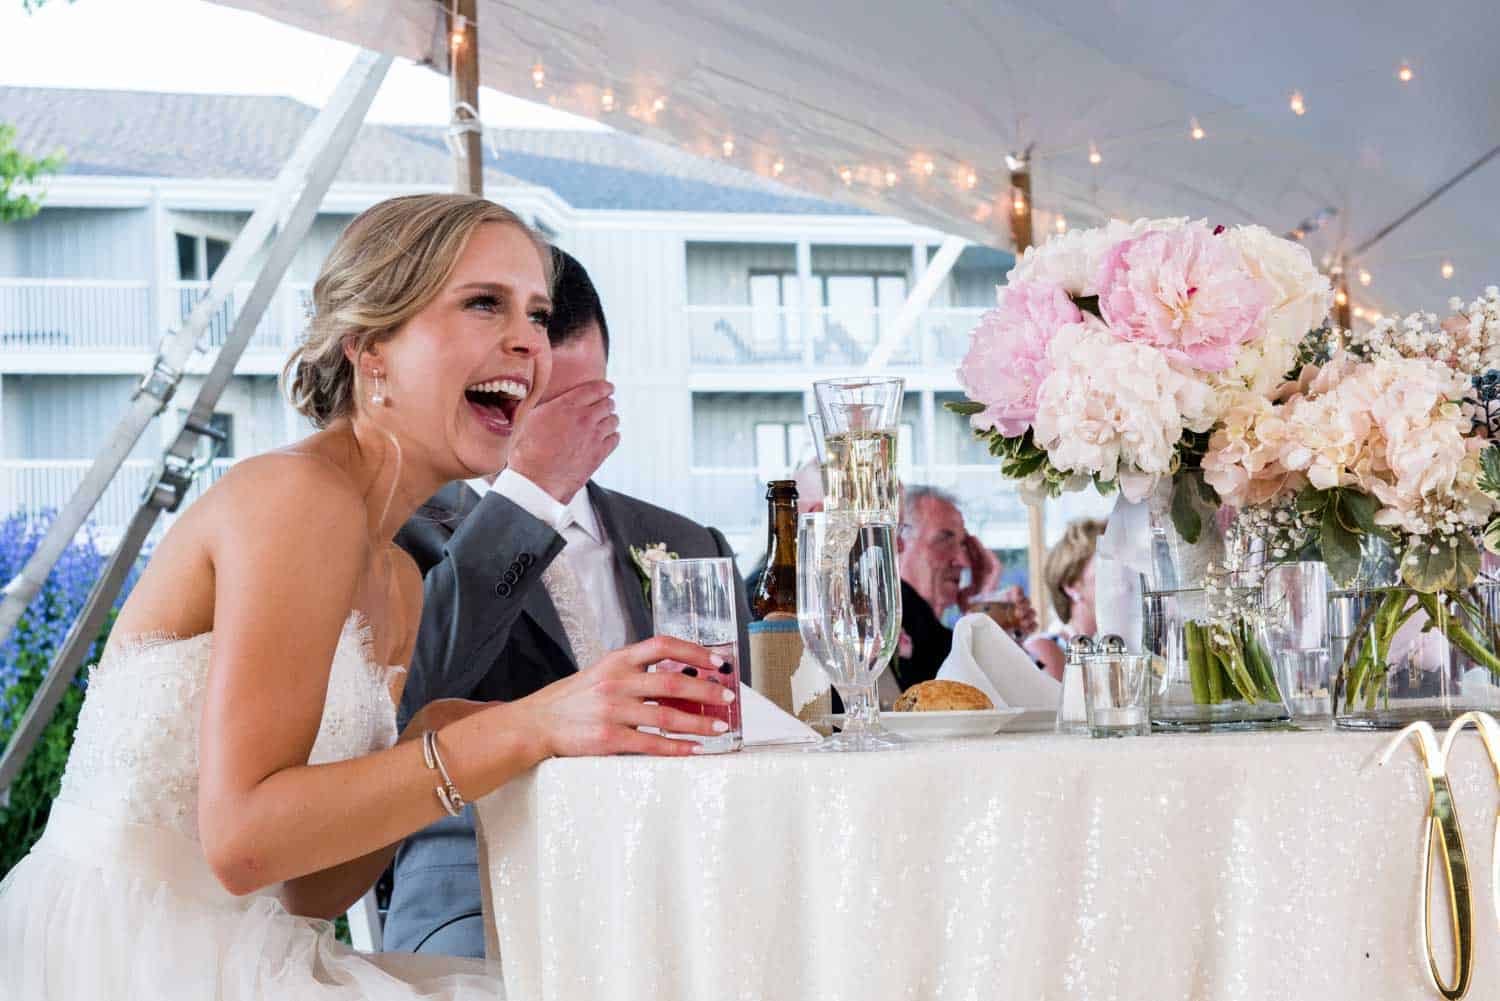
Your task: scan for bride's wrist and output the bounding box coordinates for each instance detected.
[468,700,551,772]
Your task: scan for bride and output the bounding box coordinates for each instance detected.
[0,193,731,998]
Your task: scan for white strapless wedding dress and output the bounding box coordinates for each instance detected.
[0,613,502,999]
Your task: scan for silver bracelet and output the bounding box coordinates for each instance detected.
[421,730,466,817]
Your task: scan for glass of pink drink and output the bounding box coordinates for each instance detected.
[650,557,742,753]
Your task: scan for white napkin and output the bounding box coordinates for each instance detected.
[938,613,1062,709]
[740,683,821,746]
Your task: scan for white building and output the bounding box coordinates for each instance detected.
[0,86,1106,569]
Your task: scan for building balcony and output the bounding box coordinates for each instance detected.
[0,279,312,374]
[0,458,236,546]
[684,305,984,370]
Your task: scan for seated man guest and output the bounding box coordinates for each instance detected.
[894,485,1031,690]
[1026,518,1104,680]
[383,249,751,958]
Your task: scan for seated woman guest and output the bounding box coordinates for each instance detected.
[0,193,731,1000]
[1026,518,1104,681]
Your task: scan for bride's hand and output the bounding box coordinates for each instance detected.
[515,636,736,758]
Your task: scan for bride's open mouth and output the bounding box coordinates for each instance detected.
[464,377,529,436]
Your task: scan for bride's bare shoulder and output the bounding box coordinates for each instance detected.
[199,450,367,537]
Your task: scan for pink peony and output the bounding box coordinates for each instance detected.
[1096,221,1271,373]
[957,280,1081,436]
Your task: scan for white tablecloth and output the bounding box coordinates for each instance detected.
[474,730,1500,1001]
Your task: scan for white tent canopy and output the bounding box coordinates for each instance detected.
[218,0,1500,318]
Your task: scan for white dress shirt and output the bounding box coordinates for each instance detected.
[469,470,633,654]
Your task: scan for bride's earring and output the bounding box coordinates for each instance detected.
[370,368,388,407]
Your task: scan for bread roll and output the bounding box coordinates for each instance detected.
[892,679,993,712]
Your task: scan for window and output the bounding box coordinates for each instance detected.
[753,420,815,483]
[175,233,232,281]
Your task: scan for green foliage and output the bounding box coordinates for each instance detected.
[1169,469,1219,545]
[0,655,90,876]
[1296,486,1383,588]
[0,122,65,223]
[1404,536,1481,593]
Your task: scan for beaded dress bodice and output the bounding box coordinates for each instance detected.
[56,612,402,842]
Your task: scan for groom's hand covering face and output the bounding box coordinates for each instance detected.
[507,379,620,504]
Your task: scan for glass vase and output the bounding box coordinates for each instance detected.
[1142,484,1291,731]
[1330,581,1500,730]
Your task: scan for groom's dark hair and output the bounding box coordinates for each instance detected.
[548,248,610,358]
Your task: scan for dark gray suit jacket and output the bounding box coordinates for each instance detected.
[382,479,750,956]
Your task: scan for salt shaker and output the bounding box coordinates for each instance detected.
[1056,635,1094,735]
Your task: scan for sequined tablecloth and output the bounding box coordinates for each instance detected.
[473,730,1500,1001]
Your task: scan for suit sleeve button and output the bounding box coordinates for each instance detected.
[503,569,520,585]
[495,582,513,598]
[518,552,536,568]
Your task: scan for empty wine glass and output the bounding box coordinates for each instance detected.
[796,512,904,751]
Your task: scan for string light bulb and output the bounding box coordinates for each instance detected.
[839,166,853,186]
[1352,306,1365,320]
[1190,117,1206,141]
[652,96,667,113]
[1358,268,1372,287]
[1442,260,1455,280]
[772,158,785,177]
[721,137,735,158]
[1289,90,1306,116]
[884,169,899,187]
[963,169,978,190]
[1334,289,1349,307]
[1055,215,1067,234]
[530,62,545,88]
[1088,141,1102,165]
[600,88,615,112]
[1369,311,1383,323]
[1398,63,1414,83]
[450,14,466,47]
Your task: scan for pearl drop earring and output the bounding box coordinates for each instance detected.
[371,369,387,407]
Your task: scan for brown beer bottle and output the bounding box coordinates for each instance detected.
[751,480,799,620]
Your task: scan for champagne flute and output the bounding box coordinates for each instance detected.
[812,376,903,522]
[796,512,904,751]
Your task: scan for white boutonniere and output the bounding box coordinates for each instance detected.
[629,542,678,604]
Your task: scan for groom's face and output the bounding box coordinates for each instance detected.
[542,321,608,403]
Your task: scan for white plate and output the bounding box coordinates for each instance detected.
[822,708,1026,740]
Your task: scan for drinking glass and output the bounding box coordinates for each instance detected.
[651,557,742,754]
[812,376,903,521]
[796,512,904,751]
[1264,562,1332,720]
[806,411,828,464]
[1081,652,1153,737]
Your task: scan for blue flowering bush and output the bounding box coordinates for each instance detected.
[0,512,142,876]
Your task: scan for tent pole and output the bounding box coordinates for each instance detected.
[0,51,393,798]
[1008,155,1048,623]
[448,0,484,196]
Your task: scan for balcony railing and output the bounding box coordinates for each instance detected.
[0,459,235,545]
[0,279,312,356]
[685,305,985,368]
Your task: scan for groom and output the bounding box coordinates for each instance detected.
[382,250,751,958]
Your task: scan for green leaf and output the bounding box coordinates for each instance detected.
[1455,535,1481,589]
[1339,490,1381,534]
[1170,474,1203,545]
[1480,445,1500,499]
[1003,451,1048,480]
[1403,542,1459,593]
[1320,503,1363,587]
[1296,485,1330,516]
[1193,474,1220,508]
[944,400,986,417]
[1484,517,1500,556]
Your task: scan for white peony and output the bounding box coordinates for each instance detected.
[1007,217,1187,296]
[1031,321,1215,502]
[1223,224,1332,360]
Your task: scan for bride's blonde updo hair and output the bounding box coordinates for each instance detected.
[283,193,551,427]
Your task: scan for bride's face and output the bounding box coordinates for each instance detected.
[369,222,553,480]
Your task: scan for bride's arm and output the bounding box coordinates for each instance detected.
[196,460,729,898]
